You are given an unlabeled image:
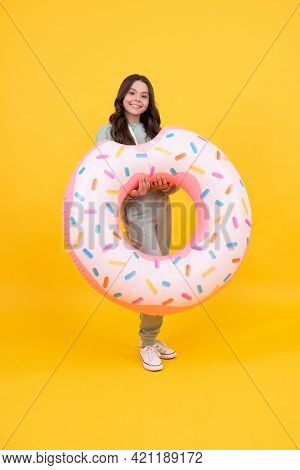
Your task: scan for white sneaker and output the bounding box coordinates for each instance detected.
[153,340,177,359]
[139,345,163,371]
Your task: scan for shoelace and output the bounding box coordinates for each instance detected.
[142,345,161,361]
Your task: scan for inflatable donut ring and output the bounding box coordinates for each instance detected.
[63,126,252,316]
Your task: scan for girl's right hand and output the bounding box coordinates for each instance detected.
[129,176,150,198]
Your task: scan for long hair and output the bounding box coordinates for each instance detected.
[108,74,161,145]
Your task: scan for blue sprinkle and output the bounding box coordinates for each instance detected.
[136,153,147,158]
[190,142,198,153]
[172,256,181,265]
[106,202,114,214]
[95,225,101,233]
[215,200,224,207]
[240,179,244,187]
[125,167,130,177]
[70,216,76,225]
[170,168,177,175]
[162,281,171,287]
[125,270,136,281]
[113,292,122,297]
[166,133,175,138]
[92,268,99,276]
[75,192,84,202]
[227,242,238,248]
[209,250,216,259]
[83,248,93,259]
[197,284,203,293]
[79,167,85,174]
[224,273,232,282]
[133,251,140,259]
[200,188,210,199]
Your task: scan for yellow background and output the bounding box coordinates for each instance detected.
[1,0,299,450]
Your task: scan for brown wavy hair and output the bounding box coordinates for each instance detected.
[108,74,161,145]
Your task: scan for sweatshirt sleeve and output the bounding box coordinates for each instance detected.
[95,124,112,143]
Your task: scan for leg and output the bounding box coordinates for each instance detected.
[139,313,164,347]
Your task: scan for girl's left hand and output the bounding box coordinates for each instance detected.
[150,176,174,191]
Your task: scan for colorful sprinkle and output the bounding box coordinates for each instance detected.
[150,166,155,176]
[170,168,177,175]
[186,264,191,276]
[197,284,203,293]
[108,260,126,266]
[202,266,215,277]
[209,250,216,259]
[190,142,198,153]
[212,172,224,178]
[95,225,101,233]
[132,297,143,304]
[232,258,241,263]
[106,202,114,214]
[92,268,99,276]
[240,179,244,187]
[103,276,109,288]
[200,188,210,199]
[116,146,125,158]
[73,232,83,248]
[216,150,221,160]
[125,270,136,281]
[83,248,93,259]
[96,154,109,159]
[166,133,175,138]
[146,279,157,294]
[155,146,172,155]
[155,259,160,268]
[103,243,113,252]
[209,232,217,243]
[162,298,174,305]
[245,218,251,227]
[162,281,171,287]
[224,273,232,282]
[75,192,84,202]
[84,209,97,214]
[79,167,85,174]
[225,184,233,194]
[136,153,147,158]
[172,256,181,265]
[182,293,192,300]
[190,165,205,174]
[175,153,186,160]
[215,200,224,207]
[104,169,115,179]
[113,292,122,298]
[70,216,76,225]
[227,242,238,248]
[232,217,239,228]
[92,178,98,190]
[125,167,130,177]
[241,198,248,214]
[133,252,140,259]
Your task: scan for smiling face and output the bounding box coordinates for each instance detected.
[123,80,149,123]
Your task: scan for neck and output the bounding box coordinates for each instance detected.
[125,111,140,124]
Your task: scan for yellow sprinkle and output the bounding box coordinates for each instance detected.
[106,189,119,194]
[154,146,172,155]
[241,197,248,214]
[190,165,205,174]
[73,231,83,248]
[202,266,215,277]
[146,279,157,294]
[214,215,224,224]
[116,146,125,158]
[108,260,126,266]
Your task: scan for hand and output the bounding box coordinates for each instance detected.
[129,176,151,197]
[150,176,175,192]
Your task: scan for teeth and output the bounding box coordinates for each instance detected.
[131,105,141,109]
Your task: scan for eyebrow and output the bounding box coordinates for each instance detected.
[130,87,149,95]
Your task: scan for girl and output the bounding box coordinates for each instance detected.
[95,74,179,372]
